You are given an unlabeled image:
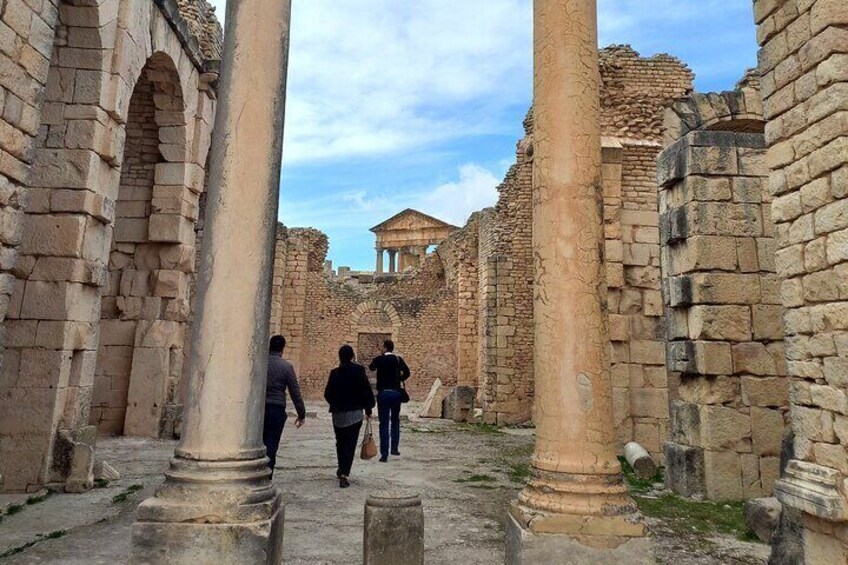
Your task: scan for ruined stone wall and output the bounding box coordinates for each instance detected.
[470,46,693,441]
[600,49,693,462]
[754,0,848,560]
[658,87,788,501]
[269,227,459,400]
[0,0,220,493]
[477,122,535,425]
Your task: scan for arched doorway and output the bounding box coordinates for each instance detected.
[89,53,193,438]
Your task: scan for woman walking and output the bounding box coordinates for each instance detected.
[324,345,376,488]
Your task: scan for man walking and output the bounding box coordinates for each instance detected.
[264,335,306,478]
[369,339,410,462]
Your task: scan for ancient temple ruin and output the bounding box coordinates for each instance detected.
[0,0,846,563]
[371,209,458,273]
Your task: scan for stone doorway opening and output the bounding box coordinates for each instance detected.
[89,54,191,438]
[357,332,392,377]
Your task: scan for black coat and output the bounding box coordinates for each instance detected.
[368,353,410,391]
[324,362,376,416]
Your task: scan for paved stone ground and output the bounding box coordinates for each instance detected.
[0,403,770,564]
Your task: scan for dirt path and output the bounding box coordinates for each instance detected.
[0,403,769,564]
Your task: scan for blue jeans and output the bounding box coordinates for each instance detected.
[377,390,403,458]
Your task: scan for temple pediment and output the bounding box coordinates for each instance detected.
[370,209,458,233]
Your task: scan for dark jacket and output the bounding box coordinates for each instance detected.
[368,353,410,392]
[266,354,306,420]
[324,362,376,416]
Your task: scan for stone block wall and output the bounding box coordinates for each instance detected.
[476,117,534,425]
[0,0,60,372]
[598,48,694,461]
[753,0,848,559]
[0,0,219,493]
[659,115,788,500]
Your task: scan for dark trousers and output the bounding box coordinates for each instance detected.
[333,421,363,478]
[377,390,403,458]
[263,404,288,477]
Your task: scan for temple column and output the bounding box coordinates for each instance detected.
[376,248,384,273]
[388,249,397,273]
[129,1,291,563]
[419,245,428,263]
[506,1,649,563]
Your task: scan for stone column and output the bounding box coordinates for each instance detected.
[129,1,291,563]
[419,245,428,263]
[376,248,384,273]
[388,249,397,273]
[506,1,649,562]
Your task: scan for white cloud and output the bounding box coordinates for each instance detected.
[208,1,755,168]
[416,164,500,226]
[281,161,501,231]
[208,0,531,164]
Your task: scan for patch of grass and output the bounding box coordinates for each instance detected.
[6,503,24,515]
[26,491,50,505]
[112,483,144,504]
[506,462,531,484]
[454,474,497,484]
[462,423,502,435]
[0,530,67,559]
[618,456,664,494]
[635,494,758,542]
[94,479,110,489]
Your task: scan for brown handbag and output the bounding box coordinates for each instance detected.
[360,419,378,460]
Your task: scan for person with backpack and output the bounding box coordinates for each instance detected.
[324,345,375,488]
[368,339,410,462]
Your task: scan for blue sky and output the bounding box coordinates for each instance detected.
[208,1,759,270]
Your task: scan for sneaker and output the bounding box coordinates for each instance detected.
[379,457,388,463]
[391,451,401,456]
[339,476,350,488]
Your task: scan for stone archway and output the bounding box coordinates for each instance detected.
[350,300,402,367]
[90,52,192,438]
[0,0,216,493]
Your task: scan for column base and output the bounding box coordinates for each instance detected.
[129,456,284,564]
[506,505,654,565]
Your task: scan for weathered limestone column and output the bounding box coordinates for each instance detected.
[506,1,650,563]
[388,249,397,273]
[129,1,291,563]
[376,248,384,273]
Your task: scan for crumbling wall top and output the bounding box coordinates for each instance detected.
[155,0,223,71]
[599,44,695,143]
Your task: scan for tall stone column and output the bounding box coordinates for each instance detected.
[129,1,291,563]
[388,249,397,273]
[506,1,650,563]
[376,248,384,273]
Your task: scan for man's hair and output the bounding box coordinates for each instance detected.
[383,339,395,352]
[339,344,355,364]
[269,335,286,353]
